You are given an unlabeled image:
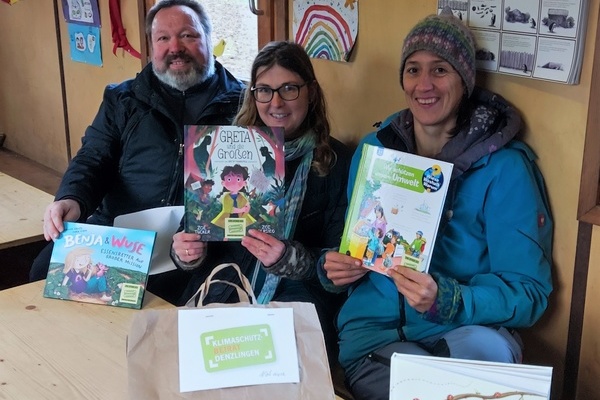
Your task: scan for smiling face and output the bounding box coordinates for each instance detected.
[402,50,464,134]
[150,5,213,91]
[254,64,310,139]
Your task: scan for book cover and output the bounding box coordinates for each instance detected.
[43,222,157,309]
[339,144,453,274]
[184,125,285,241]
[390,353,552,399]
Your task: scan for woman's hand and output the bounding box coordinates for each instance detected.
[388,266,438,312]
[323,251,367,286]
[172,231,206,263]
[241,229,285,267]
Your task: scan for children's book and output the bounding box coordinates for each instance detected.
[43,222,157,309]
[183,125,285,241]
[390,353,553,399]
[339,144,453,274]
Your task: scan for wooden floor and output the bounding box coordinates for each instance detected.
[0,148,62,290]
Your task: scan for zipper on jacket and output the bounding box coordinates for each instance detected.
[179,143,184,156]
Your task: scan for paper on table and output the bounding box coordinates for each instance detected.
[178,307,299,393]
[113,206,184,275]
[390,353,552,399]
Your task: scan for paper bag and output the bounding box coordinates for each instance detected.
[126,264,335,399]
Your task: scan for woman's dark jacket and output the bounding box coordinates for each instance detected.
[177,138,353,306]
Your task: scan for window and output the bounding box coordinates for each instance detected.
[140,0,288,81]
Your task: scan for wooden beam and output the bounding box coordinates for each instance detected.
[562,222,593,399]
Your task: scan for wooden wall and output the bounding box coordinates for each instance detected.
[0,1,66,171]
[1,0,600,397]
[0,0,142,172]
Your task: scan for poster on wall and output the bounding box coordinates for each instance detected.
[62,0,101,27]
[1,0,21,5]
[68,23,102,67]
[292,0,358,62]
[438,0,589,85]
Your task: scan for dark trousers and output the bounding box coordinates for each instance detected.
[30,241,54,281]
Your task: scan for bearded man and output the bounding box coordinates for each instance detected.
[31,0,244,304]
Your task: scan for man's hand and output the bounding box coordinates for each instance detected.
[43,199,81,241]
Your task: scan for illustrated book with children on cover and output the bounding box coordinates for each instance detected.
[183,125,285,241]
[339,144,453,274]
[43,222,156,309]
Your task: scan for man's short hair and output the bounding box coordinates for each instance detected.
[145,0,212,40]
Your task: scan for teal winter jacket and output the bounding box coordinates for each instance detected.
[331,88,554,377]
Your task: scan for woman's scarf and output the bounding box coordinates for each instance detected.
[256,131,316,303]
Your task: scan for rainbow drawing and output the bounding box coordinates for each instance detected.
[293,1,358,62]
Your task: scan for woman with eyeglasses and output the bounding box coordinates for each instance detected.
[171,41,352,363]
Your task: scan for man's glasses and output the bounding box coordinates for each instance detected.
[250,83,308,103]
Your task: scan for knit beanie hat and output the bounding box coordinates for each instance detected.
[400,9,476,96]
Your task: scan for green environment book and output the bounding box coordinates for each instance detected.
[43,222,157,309]
[339,144,453,274]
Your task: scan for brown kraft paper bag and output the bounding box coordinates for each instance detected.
[126,263,336,399]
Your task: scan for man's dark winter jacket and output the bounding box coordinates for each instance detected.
[55,61,244,225]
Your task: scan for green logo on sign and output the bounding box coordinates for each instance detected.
[201,324,276,372]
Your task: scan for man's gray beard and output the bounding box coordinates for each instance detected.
[153,57,215,91]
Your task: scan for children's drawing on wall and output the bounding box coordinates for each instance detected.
[68,23,102,67]
[292,0,358,62]
[62,0,100,27]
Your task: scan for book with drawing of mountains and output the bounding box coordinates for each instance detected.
[43,222,156,309]
[183,125,285,241]
[339,144,453,274]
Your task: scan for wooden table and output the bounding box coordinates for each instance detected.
[0,172,54,249]
[0,281,173,399]
[0,281,346,400]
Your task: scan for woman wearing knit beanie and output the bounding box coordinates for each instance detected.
[319,10,553,400]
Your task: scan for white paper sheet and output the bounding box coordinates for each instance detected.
[390,353,552,399]
[178,307,299,393]
[113,206,184,275]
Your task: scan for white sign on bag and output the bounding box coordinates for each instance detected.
[178,307,299,393]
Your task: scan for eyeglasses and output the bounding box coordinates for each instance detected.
[250,83,308,103]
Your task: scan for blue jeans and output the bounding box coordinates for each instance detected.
[347,326,523,400]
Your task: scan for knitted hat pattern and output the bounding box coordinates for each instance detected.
[400,11,476,96]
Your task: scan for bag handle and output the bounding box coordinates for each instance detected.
[185,263,258,307]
